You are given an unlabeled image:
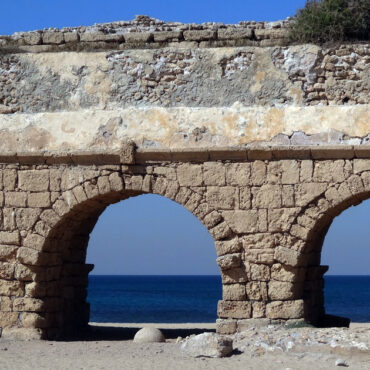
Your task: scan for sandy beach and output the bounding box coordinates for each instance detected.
[0,322,369,370]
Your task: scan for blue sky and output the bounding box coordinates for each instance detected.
[0,0,306,35]
[3,1,369,276]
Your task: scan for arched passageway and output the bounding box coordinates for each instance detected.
[321,200,370,324]
[86,194,220,324]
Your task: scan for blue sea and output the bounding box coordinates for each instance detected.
[87,275,370,323]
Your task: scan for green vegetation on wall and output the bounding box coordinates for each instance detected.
[290,0,370,43]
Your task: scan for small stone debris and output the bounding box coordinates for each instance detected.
[335,358,349,367]
[180,332,233,358]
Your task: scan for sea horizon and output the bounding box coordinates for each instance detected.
[87,275,370,324]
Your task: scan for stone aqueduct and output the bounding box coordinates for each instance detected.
[0,16,369,339]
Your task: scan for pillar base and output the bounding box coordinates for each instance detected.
[216,318,311,334]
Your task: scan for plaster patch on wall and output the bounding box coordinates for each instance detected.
[220,51,255,78]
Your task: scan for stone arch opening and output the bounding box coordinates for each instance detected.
[321,199,370,323]
[86,193,219,324]
[17,168,228,339]
[298,189,370,326]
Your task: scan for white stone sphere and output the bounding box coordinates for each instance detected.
[133,327,165,343]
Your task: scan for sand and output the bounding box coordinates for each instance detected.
[0,323,369,370]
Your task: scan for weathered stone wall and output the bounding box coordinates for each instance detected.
[1,44,369,115]
[0,15,290,52]
[0,16,369,339]
[1,146,370,339]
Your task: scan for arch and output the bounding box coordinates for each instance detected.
[14,167,236,338]
[287,171,370,325]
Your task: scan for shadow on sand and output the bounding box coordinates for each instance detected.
[62,325,215,341]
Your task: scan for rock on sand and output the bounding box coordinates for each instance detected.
[180,332,233,358]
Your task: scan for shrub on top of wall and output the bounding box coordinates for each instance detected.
[289,0,370,43]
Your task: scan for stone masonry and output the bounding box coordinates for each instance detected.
[0,16,369,339]
[1,146,370,339]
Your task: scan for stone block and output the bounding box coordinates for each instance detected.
[42,31,64,44]
[271,263,305,282]
[5,192,27,207]
[268,208,301,232]
[218,300,252,319]
[153,167,177,181]
[15,264,40,281]
[268,281,302,300]
[203,211,222,229]
[252,302,266,318]
[53,199,70,217]
[1,327,43,340]
[18,170,49,191]
[64,31,79,43]
[281,160,300,184]
[217,253,242,270]
[124,32,153,43]
[216,319,237,334]
[185,192,202,213]
[0,312,19,328]
[251,161,266,186]
[239,187,251,209]
[0,280,24,296]
[203,162,226,186]
[215,238,241,256]
[84,182,99,199]
[246,281,268,300]
[241,233,275,250]
[183,30,216,41]
[221,267,248,284]
[282,185,295,207]
[28,192,51,208]
[222,284,246,300]
[153,31,182,42]
[266,300,304,319]
[80,32,123,42]
[21,312,48,328]
[218,28,253,40]
[3,169,16,190]
[0,245,17,261]
[222,210,264,234]
[249,263,270,281]
[0,262,14,279]
[40,209,60,228]
[300,160,313,182]
[295,183,327,207]
[23,31,42,45]
[17,247,40,265]
[23,233,45,252]
[274,247,302,267]
[226,163,250,186]
[290,224,310,240]
[15,209,41,231]
[244,249,275,265]
[0,231,20,245]
[354,159,370,174]
[252,185,282,208]
[206,186,237,209]
[152,177,167,195]
[72,185,88,203]
[210,222,233,240]
[0,296,13,311]
[25,282,46,298]
[13,297,44,312]
[97,176,111,194]
[177,164,203,186]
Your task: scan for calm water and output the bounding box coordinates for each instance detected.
[87,275,370,323]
